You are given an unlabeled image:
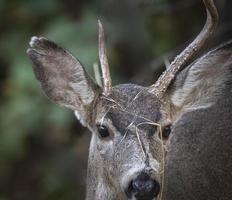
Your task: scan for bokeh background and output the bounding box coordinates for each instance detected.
[0,0,231,199]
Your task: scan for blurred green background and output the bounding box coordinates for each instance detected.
[0,0,231,199]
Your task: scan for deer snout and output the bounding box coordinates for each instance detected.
[125,172,160,200]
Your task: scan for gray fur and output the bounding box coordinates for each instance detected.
[164,93,232,200]
[163,41,232,200]
[27,37,232,200]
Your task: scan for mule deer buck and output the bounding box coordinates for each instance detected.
[27,0,232,199]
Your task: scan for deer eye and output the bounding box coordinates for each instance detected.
[162,125,172,139]
[97,125,110,138]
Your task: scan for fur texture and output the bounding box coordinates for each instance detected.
[27,37,232,200]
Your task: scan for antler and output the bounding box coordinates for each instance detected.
[149,0,218,98]
[98,20,112,95]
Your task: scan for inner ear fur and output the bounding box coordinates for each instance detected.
[165,41,232,119]
[27,37,101,126]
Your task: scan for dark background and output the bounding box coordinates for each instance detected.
[0,0,231,199]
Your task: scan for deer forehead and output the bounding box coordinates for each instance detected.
[95,84,164,130]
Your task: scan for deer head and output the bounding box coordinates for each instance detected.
[27,0,232,199]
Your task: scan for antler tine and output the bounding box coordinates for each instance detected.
[98,20,112,95]
[149,0,218,99]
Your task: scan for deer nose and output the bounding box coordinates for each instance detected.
[126,172,160,200]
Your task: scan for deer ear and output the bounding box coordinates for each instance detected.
[27,37,101,126]
[168,41,232,113]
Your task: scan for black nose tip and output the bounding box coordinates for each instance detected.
[126,173,160,200]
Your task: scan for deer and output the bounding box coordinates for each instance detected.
[27,0,232,199]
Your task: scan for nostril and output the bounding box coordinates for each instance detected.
[125,173,160,199]
[132,178,156,195]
